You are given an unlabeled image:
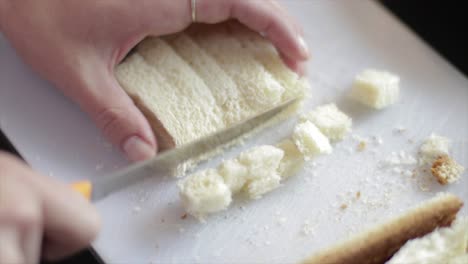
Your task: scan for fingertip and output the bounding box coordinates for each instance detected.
[281,53,308,77]
[297,35,310,60]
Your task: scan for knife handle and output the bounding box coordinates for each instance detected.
[71,180,92,201]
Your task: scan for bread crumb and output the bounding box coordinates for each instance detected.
[301,220,316,236]
[132,206,141,214]
[394,126,407,134]
[181,213,188,220]
[372,136,384,145]
[357,141,367,152]
[419,133,451,164]
[431,155,465,185]
[340,204,348,210]
[350,69,400,109]
[356,191,361,199]
[418,183,430,192]
[277,217,287,226]
[403,170,413,177]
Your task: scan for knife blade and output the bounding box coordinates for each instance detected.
[72,97,299,202]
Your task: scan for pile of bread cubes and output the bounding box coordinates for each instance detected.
[178,69,400,220]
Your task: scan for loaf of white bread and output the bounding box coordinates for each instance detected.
[115,21,309,170]
[303,193,465,264]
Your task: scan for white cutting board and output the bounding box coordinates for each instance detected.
[1,0,467,263]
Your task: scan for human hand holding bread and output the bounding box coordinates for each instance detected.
[0,0,309,162]
[0,0,308,262]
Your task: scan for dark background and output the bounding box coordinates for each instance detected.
[0,1,466,263]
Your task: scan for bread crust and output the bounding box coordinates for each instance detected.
[303,194,463,264]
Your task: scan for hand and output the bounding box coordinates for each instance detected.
[0,152,100,263]
[0,0,309,162]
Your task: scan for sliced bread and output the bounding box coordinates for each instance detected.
[303,193,464,264]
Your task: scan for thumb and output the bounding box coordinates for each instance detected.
[68,62,157,162]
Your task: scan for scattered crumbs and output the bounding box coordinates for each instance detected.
[418,184,430,192]
[340,204,348,210]
[403,170,413,177]
[356,191,361,199]
[301,220,316,237]
[132,206,141,214]
[394,126,407,134]
[95,164,104,171]
[277,217,287,226]
[375,136,384,145]
[181,213,188,220]
[392,167,402,174]
[357,141,367,152]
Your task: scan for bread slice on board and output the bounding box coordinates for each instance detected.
[303,193,464,264]
[115,22,309,175]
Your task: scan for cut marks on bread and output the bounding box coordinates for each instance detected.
[115,22,309,175]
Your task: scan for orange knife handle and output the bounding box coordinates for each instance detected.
[71,180,93,201]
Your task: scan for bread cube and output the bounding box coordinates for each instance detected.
[218,159,248,194]
[276,139,305,179]
[178,169,232,218]
[351,69,400,109]
[293,121,332,159]
[303,104,352,142]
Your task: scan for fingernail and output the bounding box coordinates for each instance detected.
[298,35,309,59]
[123,136,155,162]
[297,62,308,77]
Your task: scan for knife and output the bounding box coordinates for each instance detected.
[71,97,299,202]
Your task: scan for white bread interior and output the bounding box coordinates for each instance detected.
[115,22,310,175]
